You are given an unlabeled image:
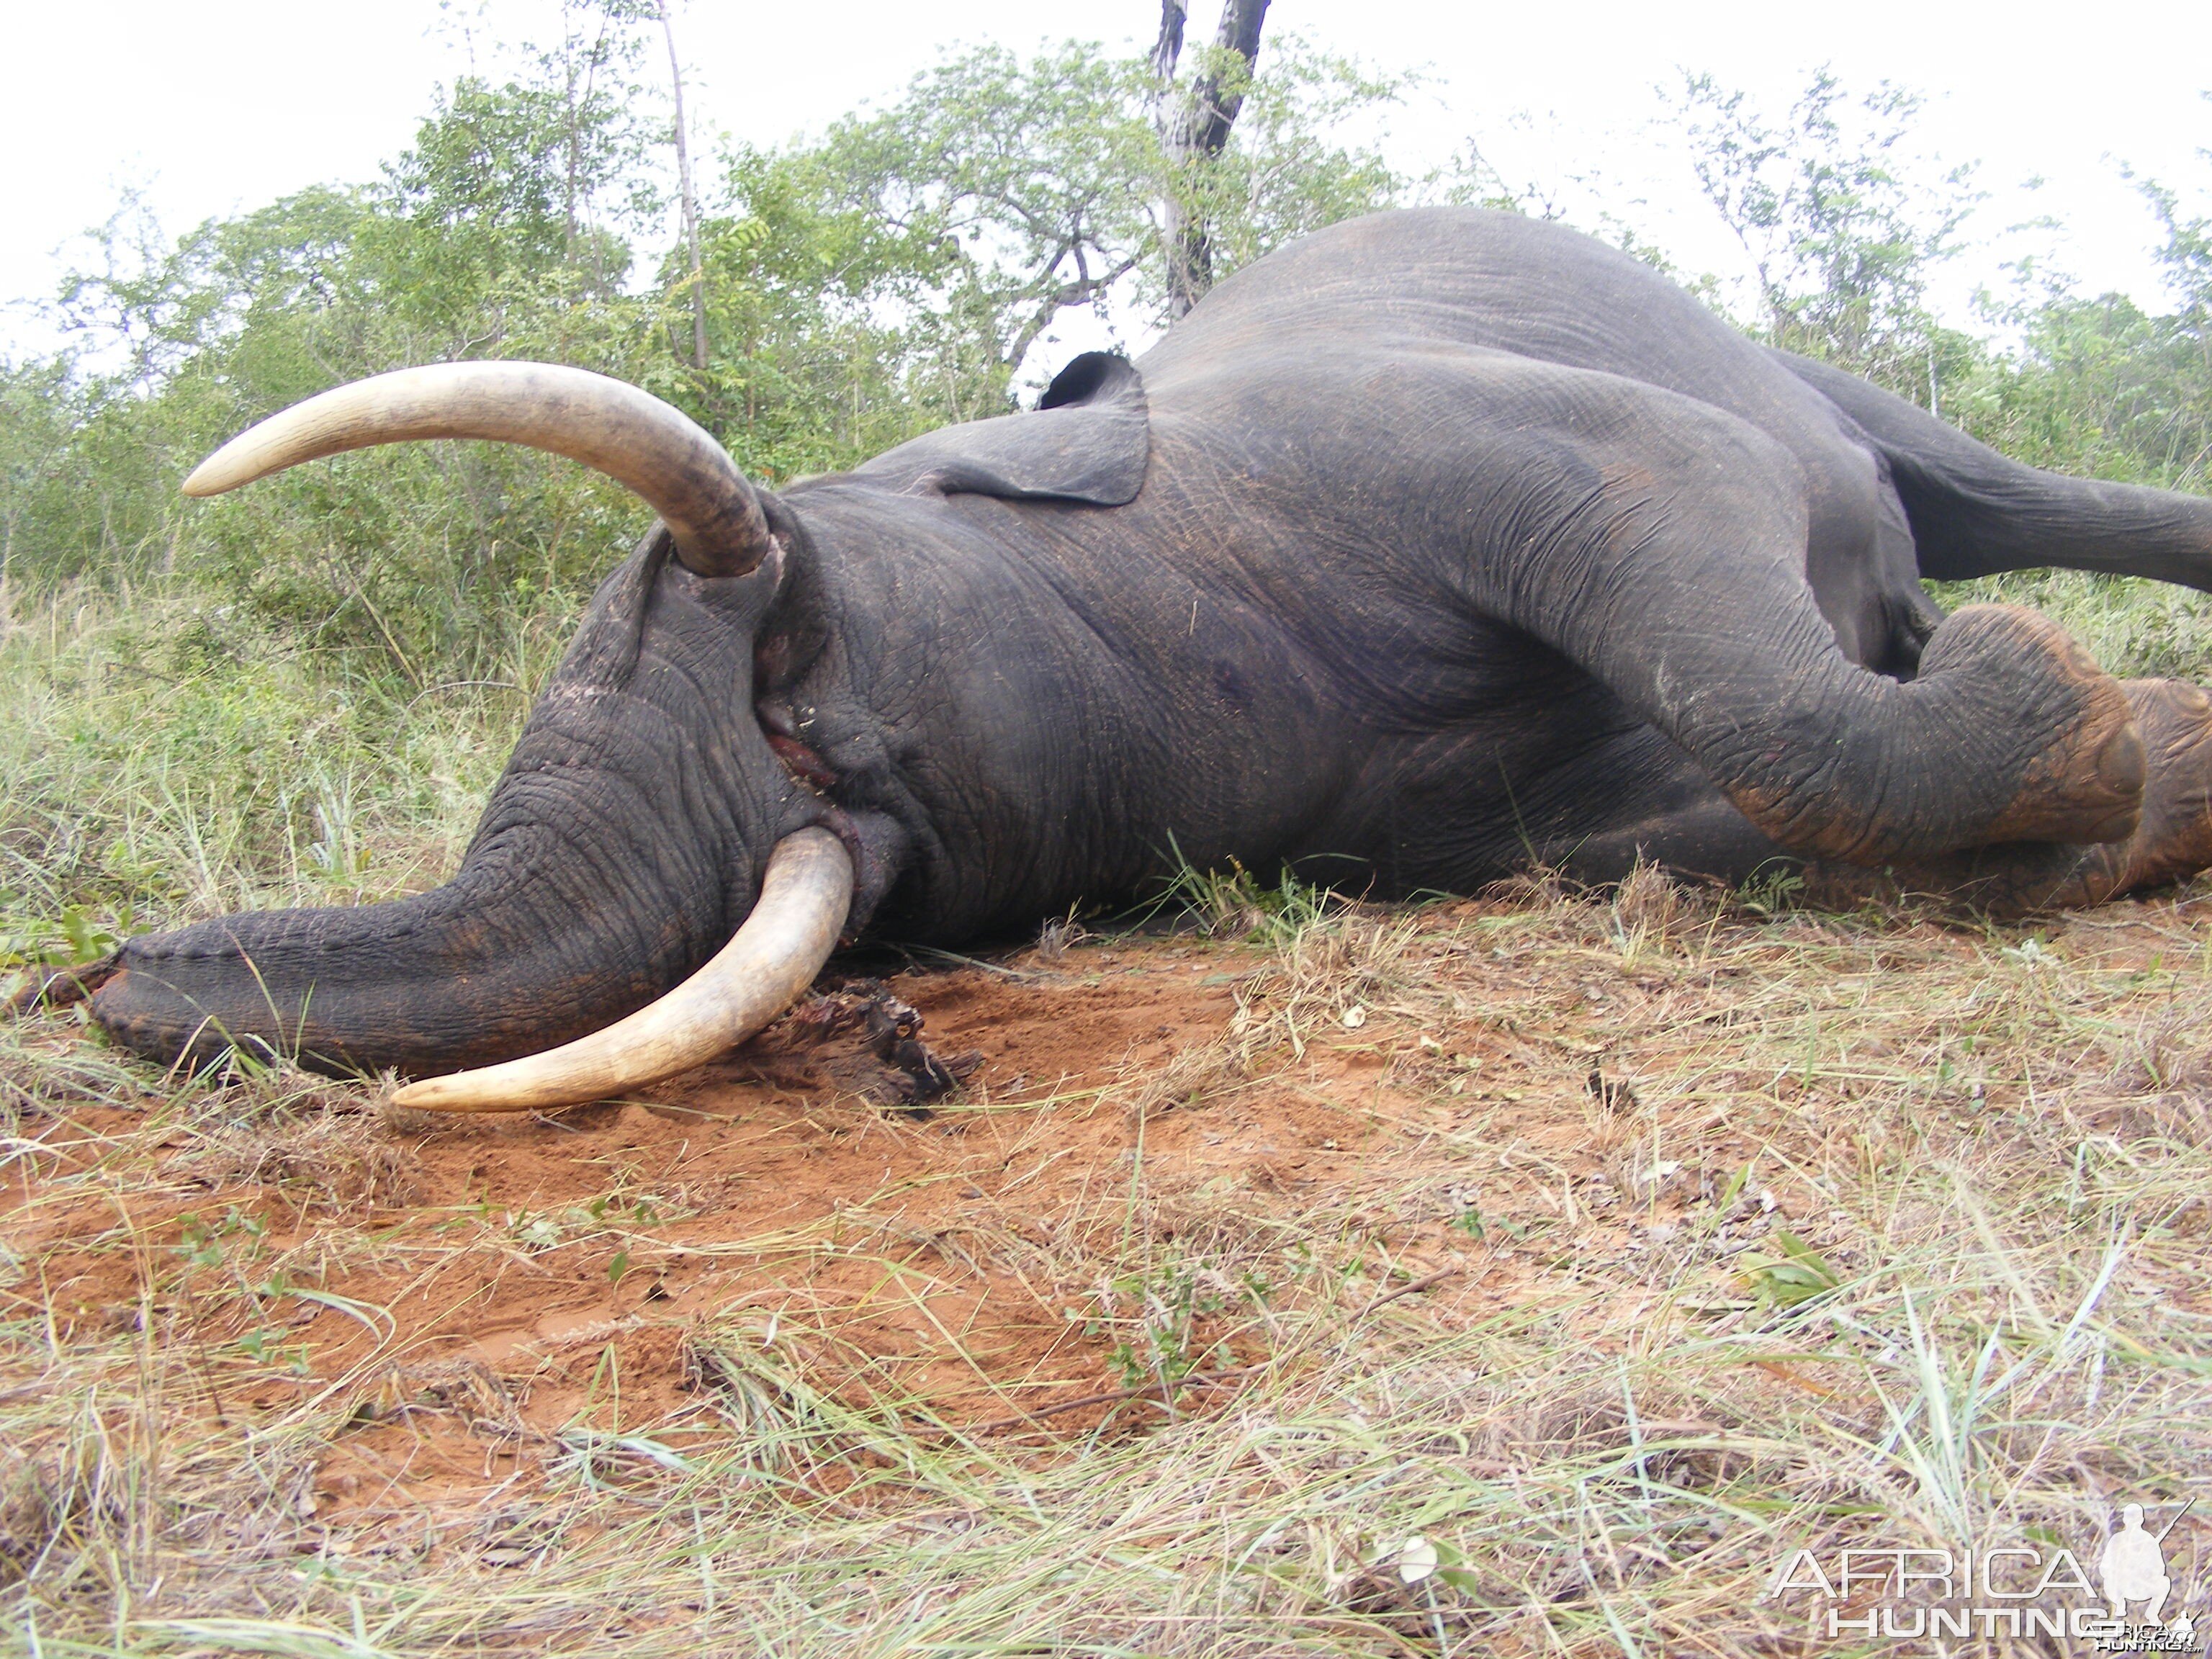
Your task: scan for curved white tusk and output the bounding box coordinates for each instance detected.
[390,829,853,1113]
[183,361,773,576]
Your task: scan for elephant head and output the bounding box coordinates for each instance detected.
[84,364,860,1112]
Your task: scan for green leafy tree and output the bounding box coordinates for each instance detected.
[1663,68,1981,397]
[667,30,1411,468]
[2132,161,2212,488]
[0,355,77,589]
[1151,17,1408,317]
[0,19,1436,683]
[661,143,953,477]
[803,42,1163,399]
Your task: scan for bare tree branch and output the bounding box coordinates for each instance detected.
[657,0,709,374]
[1004,253,1141,371]
[1154,0,1270,318]
[1149,0,1188,86]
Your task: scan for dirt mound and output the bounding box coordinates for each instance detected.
[9,929,1501,1530]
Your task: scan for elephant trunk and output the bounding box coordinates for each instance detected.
[86,793,721,1077]
[389,828,850,1111]
[88,824,849,1097]
[87,539,849,1092]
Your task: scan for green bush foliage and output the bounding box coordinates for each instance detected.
[0,17,2206,961]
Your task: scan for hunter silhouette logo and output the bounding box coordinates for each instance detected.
[1766,1498,2199,1648]
[2098,1502,2195,1645]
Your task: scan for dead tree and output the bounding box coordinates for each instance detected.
[657,0,709,372]
[1151,0,1271,319]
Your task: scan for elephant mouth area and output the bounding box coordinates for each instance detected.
[17,711,869,1088]
[82,948,639,1078]
[766,732,839,791]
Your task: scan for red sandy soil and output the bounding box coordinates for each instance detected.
[14,897,2188,1543]
[5,930,1537,1531]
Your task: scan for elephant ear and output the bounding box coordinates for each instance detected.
[851,352,1149,506]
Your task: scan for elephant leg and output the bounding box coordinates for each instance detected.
[1549,680,2212,915]
[1802,678,2212,914]
[1532,724,1797,887]
[2103,680,2212,891]
[1408,359,2146,865]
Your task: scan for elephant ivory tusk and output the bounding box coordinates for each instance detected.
[182,361,774,577]
[389,829,853,1113]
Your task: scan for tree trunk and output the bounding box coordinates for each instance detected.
[658,0,709,373]
[1153,0,1270,320]
[562,64,580,264]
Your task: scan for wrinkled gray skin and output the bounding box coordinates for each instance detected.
[90,207,2212,1076]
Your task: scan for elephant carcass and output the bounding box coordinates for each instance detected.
[58,207,2212,1110]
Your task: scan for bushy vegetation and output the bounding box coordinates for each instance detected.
[0,17,2206,959]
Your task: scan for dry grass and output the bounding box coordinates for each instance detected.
[6,573,2212,1654]
[0,590,520,970]
[4,864,2211,1655]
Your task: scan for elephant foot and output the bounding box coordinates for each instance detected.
[1937,605,2144,850]
[1802,677,2212,917]
[2095,678,2212,894]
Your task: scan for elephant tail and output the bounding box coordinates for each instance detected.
[1773,348,2212,593]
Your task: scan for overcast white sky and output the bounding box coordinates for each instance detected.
[4,0,2206,360]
